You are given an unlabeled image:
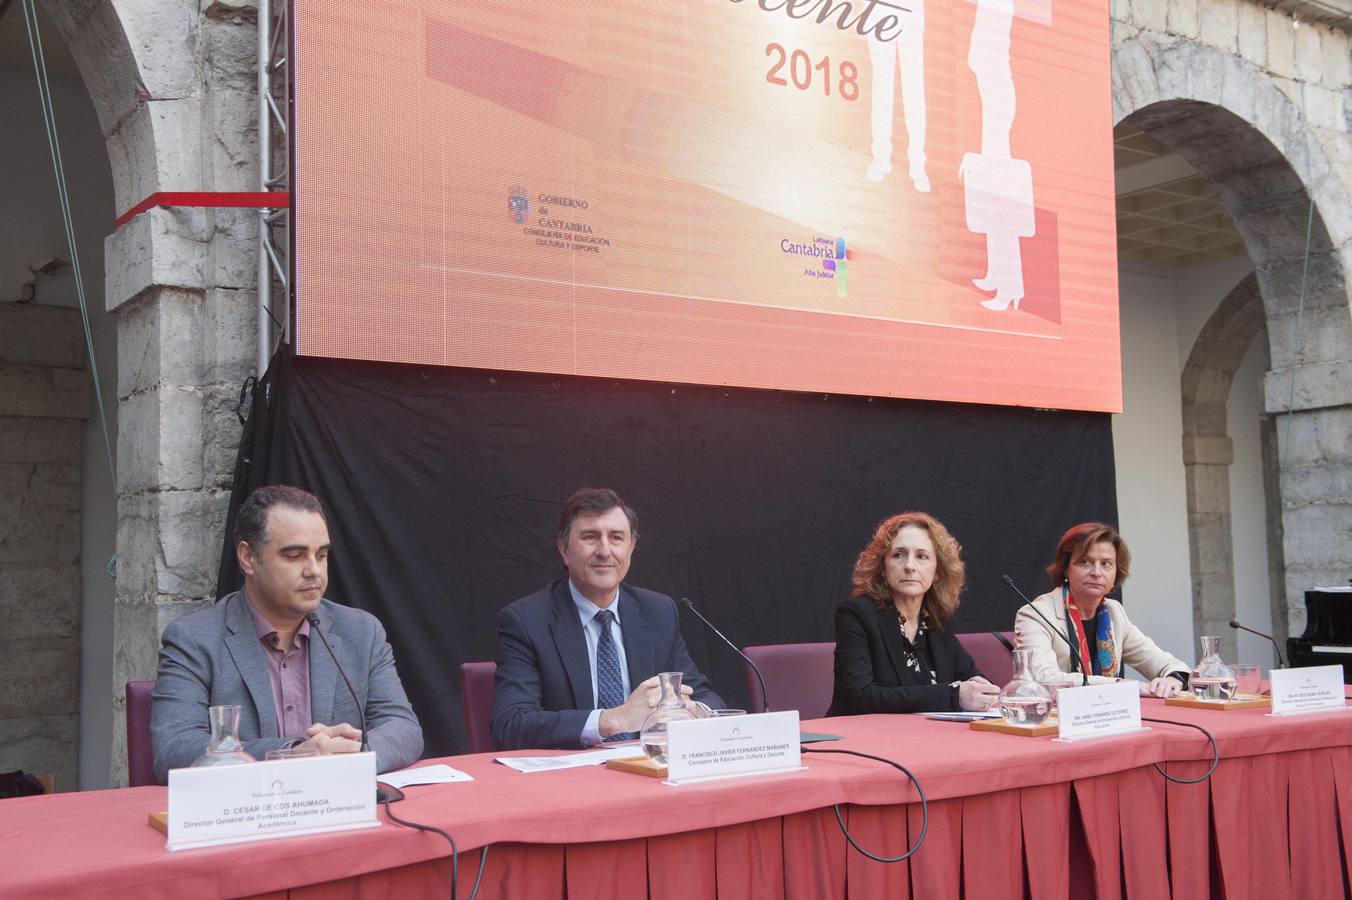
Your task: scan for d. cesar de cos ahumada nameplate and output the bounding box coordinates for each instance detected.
[1055,681,1145,742]
[1269,665,1349,716]
[166,752,378,851]
[663,710,805,786]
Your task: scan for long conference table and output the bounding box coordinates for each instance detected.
[6,698,1352,899]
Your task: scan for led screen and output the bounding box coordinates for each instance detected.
[293,0,1121,411]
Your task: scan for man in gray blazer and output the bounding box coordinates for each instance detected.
[150,485,423,783]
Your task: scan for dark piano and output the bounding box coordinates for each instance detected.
[1288,585,1352,682]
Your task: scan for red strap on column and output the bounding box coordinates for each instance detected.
[114,191,290,228]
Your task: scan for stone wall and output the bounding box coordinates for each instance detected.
[0,303,90,791]
[35,0,263,785]
[1113,0,1352,642]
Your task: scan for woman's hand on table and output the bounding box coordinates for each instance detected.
[1141,676,1184,698]
[958,677,1001,711]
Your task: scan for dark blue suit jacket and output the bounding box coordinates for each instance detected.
[491,577,725,750]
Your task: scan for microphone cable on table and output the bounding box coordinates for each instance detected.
[379,795,492,900]
[308,612,490,897]
[800,746,928,862]
[1140,717,1219,784]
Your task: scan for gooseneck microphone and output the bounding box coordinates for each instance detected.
[1000,575,1085,683]
[678,597,772,713]
[305,612,404,804]
[306,612,370,752]
[1229,619,1286,669]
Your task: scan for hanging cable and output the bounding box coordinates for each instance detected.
[379,796,490,900]
[20,0,117,578]
[800,746,928,862]
[469,842,490,900]
[1280,42,1321,465]
[1141,716,1219,785]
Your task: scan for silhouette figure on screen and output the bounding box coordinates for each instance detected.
[866,2,929,192]
[961,0,1035,311]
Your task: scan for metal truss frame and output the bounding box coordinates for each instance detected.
[257,0,291,376]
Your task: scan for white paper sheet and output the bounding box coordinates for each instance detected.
[494,745,642,773]
[379,763,474,788]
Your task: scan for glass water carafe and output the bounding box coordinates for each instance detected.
[639,672,698,765]
[190,704,257,768]
[998,648,1053,725]
[1191,636,1237,702]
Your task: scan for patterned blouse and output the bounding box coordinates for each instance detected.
[898,612,939,684]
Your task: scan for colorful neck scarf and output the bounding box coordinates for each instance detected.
[1063,585,1119,677]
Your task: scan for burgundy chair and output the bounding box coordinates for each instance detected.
[741,642,835,719]
[125,680,156,787]
[955,631,1016,687]
[459,661,498,754]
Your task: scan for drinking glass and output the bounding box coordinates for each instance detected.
[1230,664,1261,699]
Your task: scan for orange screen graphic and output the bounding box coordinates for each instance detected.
[293,0,1121,412]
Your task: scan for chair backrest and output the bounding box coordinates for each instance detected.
[741,642,835,719]
[125,680,156,787]
[459,661,498,754]
[955,631,1016,687]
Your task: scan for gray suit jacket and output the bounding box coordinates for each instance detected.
[150,592,423,783]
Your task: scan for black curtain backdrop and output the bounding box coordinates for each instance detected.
[218,352,1118,757]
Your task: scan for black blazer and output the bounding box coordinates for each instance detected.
[491,577,725,750]
[828,595,983,715]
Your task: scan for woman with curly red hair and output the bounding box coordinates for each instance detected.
[828,512,999,715]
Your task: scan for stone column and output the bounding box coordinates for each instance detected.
[92,4,261,787]
[0,303,91,792]
[1181,275,1264,660]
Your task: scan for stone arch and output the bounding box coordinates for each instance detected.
[1113,32,1352,643]
[32,0,263,785]
[36,0,173,212]
[1180,274,1264,657]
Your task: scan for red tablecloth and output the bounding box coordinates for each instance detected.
[5,701,1351,899]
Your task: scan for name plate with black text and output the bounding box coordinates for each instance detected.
[1055,682,1145,742]
[1269,665,1349,716]
[664,711,804,785]
[166,752,378,851]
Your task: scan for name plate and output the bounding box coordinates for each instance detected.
[1056,681,1143,742]
[1269,665,1348,716]
[167,752,378,851]
[664,711,804,785]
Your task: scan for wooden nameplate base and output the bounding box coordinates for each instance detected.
[148,810,169,834]
[969,718,1059,737]
[1166,694,1270,711]
[605,755,668,779]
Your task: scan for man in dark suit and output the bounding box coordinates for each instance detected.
[150,485,423,782]
[492,488,725,750]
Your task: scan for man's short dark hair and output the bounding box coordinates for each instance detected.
[557,488,638,545]
[234,485,326,548]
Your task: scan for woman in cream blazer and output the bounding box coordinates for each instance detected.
[1014,522,1190,698]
